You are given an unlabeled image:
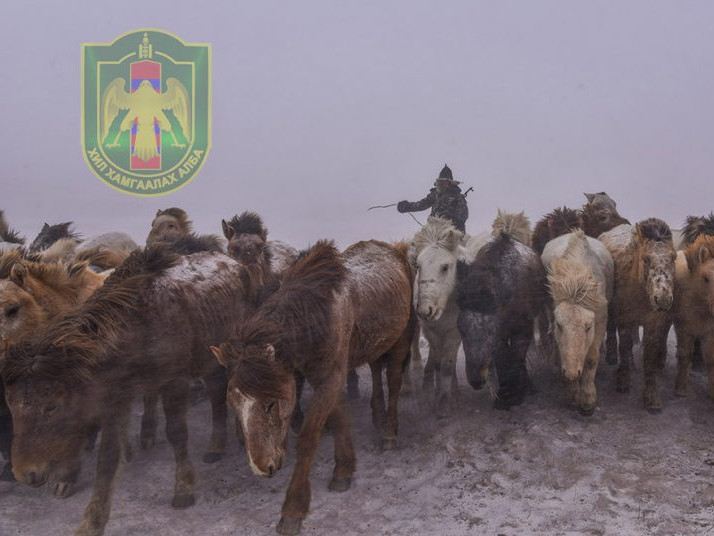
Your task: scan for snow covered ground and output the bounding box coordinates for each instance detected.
[2,335,714,536]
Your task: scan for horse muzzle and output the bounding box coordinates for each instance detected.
[17,465,49,488]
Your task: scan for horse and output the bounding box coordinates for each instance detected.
[1,245,255,536]
[456,226,546,409]
[410,212,530,415]
[0,211,24,254]
[673,235,714,397]
[211,239,413,535]
[531,207,582,255]
[146,207,196,245]
[599,219,676,412]
[579,198,630,239]
[29,221,137,268]
[541,230,613,415]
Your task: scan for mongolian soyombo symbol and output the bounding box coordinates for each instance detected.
[82,29,211,196]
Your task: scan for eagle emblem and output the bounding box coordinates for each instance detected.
[82,30,211,196]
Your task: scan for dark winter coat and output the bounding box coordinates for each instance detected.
[397,181,469,232]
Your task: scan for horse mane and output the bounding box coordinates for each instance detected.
[225,212,268,241]
[636,218,672,242]
[161,233,224,255]
[30,222,81,251]
[33,237,78,263]
[2,245,180,385]
[0,249,24,279]
[227,240,347,397]
[547,231,604,312]
[0,211,24,244]
[531,207,582,255]
[412,216,463,254]
[684,234,714,273]
[492,209,532,245]
[681,213,714,247]
[74,246,130,270]
[0,249,80,296]
[580,204,630,230]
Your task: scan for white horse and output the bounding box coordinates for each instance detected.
[541,230,613,415]
[410,211,531,415]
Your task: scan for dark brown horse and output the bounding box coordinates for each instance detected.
[600,219,676,412]
[1,245,254,536]
[457,232,547,408]
[146,207,194,245]
[531,207,582,255]
[211,239,413,535]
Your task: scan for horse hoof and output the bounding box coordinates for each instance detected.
[140,436,156,450]
[171,494,196,509]
[577,406,595,417]
[646,405,662,415]
[276,517,303,535]
[328,476,352,492]
[381,437,396,451]
[122,445,133,463]
[54,482,72,498]
[0,462,15,482]
[203,452,222,464]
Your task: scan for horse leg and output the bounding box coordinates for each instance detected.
[641,316,668,413]
[346,369,360,400]
[692,338,705,371]
[203,368,228,464]
[435,335,460,418]
[422,331,439,394]
[605,302,619,365]
[325,401,356,492]
[382,337,408,450]
[615,326,633,393]
[140,391,159,450]
[703,336,714,400]
[278,372,344,536]
[161,381,197,508]
[674,325,695,397]
[75,405,129,536]
[0,391,15,482]
[410,323,423,371]
[577,344,600,416]
[369,360,387,430]
[291,372,306,433]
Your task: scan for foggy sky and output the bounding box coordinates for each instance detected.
[2,1,713,250]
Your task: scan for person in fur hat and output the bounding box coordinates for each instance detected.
[397,164,470,232]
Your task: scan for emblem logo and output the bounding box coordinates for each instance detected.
[82,29,211,196]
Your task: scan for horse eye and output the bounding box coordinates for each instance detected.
[441,264,449,273]
[705,276,711,284]
[43,403,58,415]
[555,322,562,331]
[5,305,20,318]
[265,401,275,414]
[643,256,652,265]
[585,325,592,332]
[168,224,175,230]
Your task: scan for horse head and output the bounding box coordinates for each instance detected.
[635,219,676,312]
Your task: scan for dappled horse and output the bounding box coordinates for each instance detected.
[541,230,613,415]
[457,228,546,409]
[599,219,676,412]
[211,239,413,535]
[2,245,255,536]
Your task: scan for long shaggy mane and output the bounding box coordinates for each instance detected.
[161,233,224,255]
[412,216,463,254]
[30,222,81,252]
[492,209,532,246]
[682,213,714,247]
[685,235,714,273]
[2,245,180,384]
[636,218,672,242]
[0,211,24,244]
[225,212,268,241]
[532,207,582,255]
[547,231,604,311]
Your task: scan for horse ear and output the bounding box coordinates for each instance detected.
[42,222,49,230]
[585,193,595,203]
[155,209,163,217]
[222,220,235,240]
[10,263,27,288]
[210,345,232,369]
[699,246,711,266]
[445,229,464,251]
[264,344,276,361]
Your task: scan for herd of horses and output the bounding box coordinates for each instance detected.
[0,196,713,535]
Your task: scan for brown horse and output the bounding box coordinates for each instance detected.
[0,251,109,486]
[580,201,630,239]
[1,245,254,536]
[531,207,582,255]
[599,219,676,412]
[673,235,714,396]
[211,239,413,535]
[146,207,194,245]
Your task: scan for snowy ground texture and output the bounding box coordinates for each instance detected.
[2,335,714,536]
